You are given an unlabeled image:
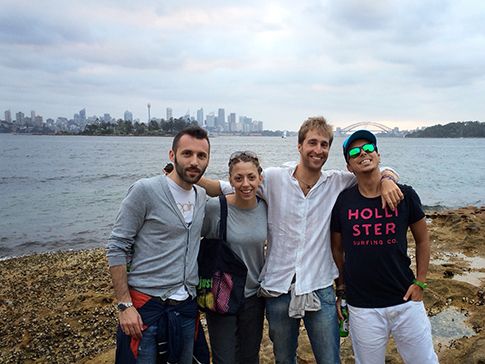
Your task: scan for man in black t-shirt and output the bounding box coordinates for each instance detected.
[330,130,438,363]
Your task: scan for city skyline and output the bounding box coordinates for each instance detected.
[1,1,485,131]
[2,105,266,134]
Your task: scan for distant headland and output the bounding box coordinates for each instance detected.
[405,121,485,138]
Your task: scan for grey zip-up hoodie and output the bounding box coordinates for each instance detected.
[106,175,206,299]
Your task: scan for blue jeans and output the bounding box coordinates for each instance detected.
[265,286,340,364]
[137,313,196,364]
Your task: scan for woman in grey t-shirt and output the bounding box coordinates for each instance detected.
[202,151,268,364]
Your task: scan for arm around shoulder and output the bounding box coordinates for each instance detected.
[198,176,223,197]
[379,167,404,210]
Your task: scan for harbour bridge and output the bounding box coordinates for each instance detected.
[338,122,394,135]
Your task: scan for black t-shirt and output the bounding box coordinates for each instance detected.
[331,184,425,308]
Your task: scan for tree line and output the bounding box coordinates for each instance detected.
[82,118,196,136]
[405,121,485,138]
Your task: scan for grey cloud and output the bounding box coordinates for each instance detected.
[0,49,82,73]
[0,12,92,46]
[325,0,393,31]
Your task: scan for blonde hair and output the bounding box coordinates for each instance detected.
[298,116,334,145]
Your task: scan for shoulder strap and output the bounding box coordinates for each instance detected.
[218,194,228,241]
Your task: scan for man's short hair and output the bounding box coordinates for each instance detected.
[172,126,210,152]
[298,116,334,145]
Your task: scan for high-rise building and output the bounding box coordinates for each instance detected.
[228,112,237,132]
[34,115,43,127]
[15,112,25,125]
[79,108,86,122]
[240,116,252,133]
[124,110,133,122]
[217,108,225,130]
[31,110,36,122]
[166,107,173,121]
[4,110,11,123]
[206,113,216,129]
[103,113,112,122]
[197,108,204,126]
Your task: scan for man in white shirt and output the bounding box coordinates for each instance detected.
[200,116,402,364]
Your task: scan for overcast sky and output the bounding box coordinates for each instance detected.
[1,0,484,131]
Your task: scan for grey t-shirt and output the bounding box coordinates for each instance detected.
[202,197,268,298]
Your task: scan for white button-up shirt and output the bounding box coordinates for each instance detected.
[221,165,355,295]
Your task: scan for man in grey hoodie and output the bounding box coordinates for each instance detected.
[106,126,210,364]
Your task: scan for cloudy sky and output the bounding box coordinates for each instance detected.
[1,0,484,131]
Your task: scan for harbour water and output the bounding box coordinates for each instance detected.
[1,134,484,257]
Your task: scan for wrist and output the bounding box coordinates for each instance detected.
[413,279,428,290]
[117,301,134,311]
[380,175,397,183]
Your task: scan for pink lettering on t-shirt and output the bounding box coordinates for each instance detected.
[374,223,382,235]
[362,224,372,235]
[361,208,372,219]
[348,209,359,220]
[386,222,396,234]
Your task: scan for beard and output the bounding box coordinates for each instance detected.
[174,156,207,185]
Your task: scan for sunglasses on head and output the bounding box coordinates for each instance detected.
[229,150,259,162]
[347,143,376,159]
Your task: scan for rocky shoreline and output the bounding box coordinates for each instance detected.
[1,206,484,363]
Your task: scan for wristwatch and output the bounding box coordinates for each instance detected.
[117,302,134,311]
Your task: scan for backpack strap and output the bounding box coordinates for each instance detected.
[218,194,228,241]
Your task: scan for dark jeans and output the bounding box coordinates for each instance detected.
[206,294,265,364]
[136,299,197,364]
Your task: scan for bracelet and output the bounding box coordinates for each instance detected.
[380,175,397,183]
[413,279,428,290]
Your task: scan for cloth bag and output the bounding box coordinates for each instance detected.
[197,195,247,315]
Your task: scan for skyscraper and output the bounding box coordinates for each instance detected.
[228,112,237,132]
[166,107,173,121]
[206,113,216,129]
[124,110,133,122]
[79,108,86,122]
[4,110,11,123]
[197,108,204,126]
[240,116,252,133]
[217,108,225,130]
[34,115,43,128]
[15,112,24,125]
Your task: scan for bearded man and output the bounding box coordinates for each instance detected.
[107,126,210,364]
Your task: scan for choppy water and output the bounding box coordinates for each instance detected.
[1,134,484,257]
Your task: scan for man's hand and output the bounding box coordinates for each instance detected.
[335,296,344,321]
[119,307,144,339]
[403,284,424,302]
[380,178,404,210]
